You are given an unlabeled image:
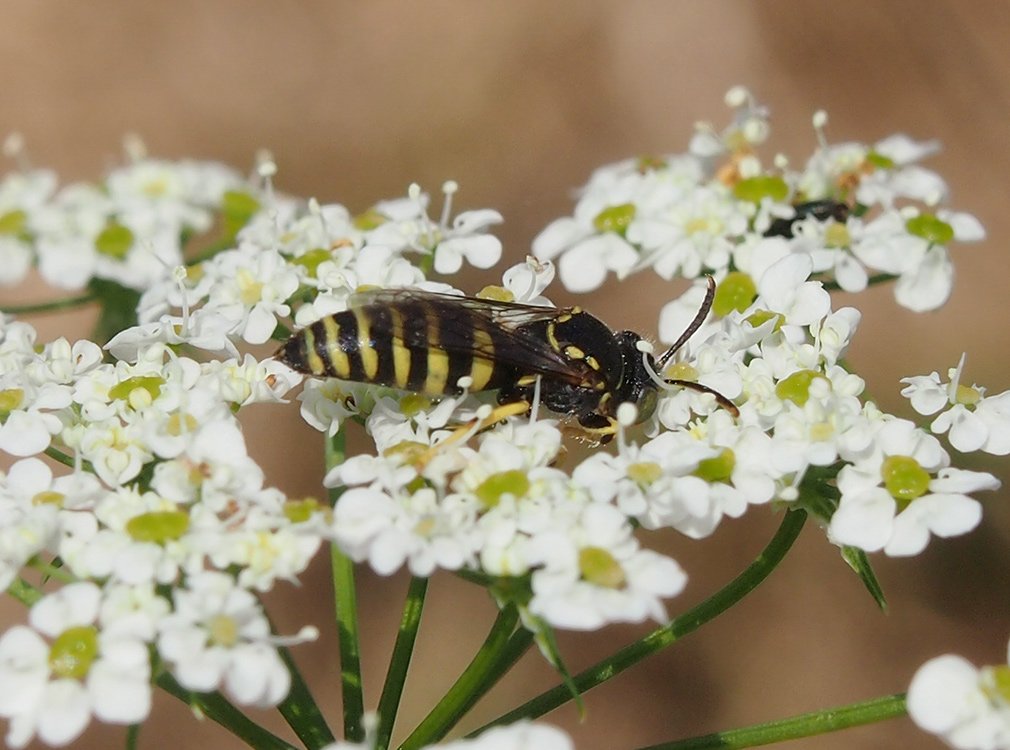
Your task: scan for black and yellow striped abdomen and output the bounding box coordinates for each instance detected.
[276,298,515,396]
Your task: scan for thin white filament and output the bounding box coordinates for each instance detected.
[530,375,542,423]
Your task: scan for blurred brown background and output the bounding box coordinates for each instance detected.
[2,1,1009,748]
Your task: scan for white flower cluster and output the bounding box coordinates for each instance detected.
[902,353,1010,456]
[533,87,984,312]
[0,315,324,747]
[0,152,250,291]
[134,180,503,353]
[304,254,1000,630]
[908,636,1010,750]
[0,90,1006,748]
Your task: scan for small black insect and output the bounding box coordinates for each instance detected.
[275,279,733,441]
[764,199,850,239]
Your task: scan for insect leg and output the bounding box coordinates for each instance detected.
[416,401,531,466]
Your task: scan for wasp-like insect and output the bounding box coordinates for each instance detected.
[275,279,734,441]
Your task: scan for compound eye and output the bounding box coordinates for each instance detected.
[635,387,658,422]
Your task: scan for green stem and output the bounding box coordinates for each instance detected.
[637,693,907,749]
[156,673,298,750]
[29,557,76,584]
[125,723,139,750]
[331,545,365,741]
[6,577,42,606]
[401,604,524,750]
[327,430,366,743]
[43,445,96,475]
[44,446,76,470]
[473,509,807,733]
[0,292,96,316]
[470,626,535,702]
[276,644,335,750]
[375,575,430,750]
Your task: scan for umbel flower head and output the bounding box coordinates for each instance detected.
[0,87,1005,749]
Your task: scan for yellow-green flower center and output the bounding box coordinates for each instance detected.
[398,394,431,418]
[865,150,896,170]
[954,383,982,408]
[95,221,135,260]
[983,665,1010,705]
[126,510,190,543]
[236,268,264,306]
[474,470,530,509]
[626,461,663,488]
[665,362,699,382]
[0,209,27,236]
[109,375,165,409]
[166,413,198,437]
[745,309,783,332]
[733,175,789,203]
[353,208,386,231]
[0,387,25,417]
[292,248,334,278]
[694,449,736,483]
[32,490,65,506]
[823,222,851,248]
[207,614,239,648]
[579,546,626,588]
[775,369,826,406]
[592,203,636,235]
[714,272,757,316]
[284,497,323,524]
[906,213,954,245]
[476,285,514,302]
[880,455,930,509]
[49,625,99,680]
[382,440,430,465]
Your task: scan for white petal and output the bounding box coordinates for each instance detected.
[894,246,953,312]
[827,488,895,552]
[907,654,979,733]
[0,412,53,457]
[557,234,638,293]
[946,408,988,453]
[834,253,867,292]
[901,376,948,416]
[432,243,463,275]
[30,582,101,636]
[36,680,91,747]
[242,304,280,345]
[224,645,290,707]
[874,134,941,164]
[944,211,986,242]
[0,627,48,717]
[532,217,586,260]
[786,283,831,325]
[885,494,981,556]
[89,664,151,724]
[452,209,503,233]
[930,468,1000,494]
[758,253,812,308]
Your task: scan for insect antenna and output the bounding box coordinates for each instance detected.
[664,378,739,417]
[656,276,716,369]
[653,276,739,418]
